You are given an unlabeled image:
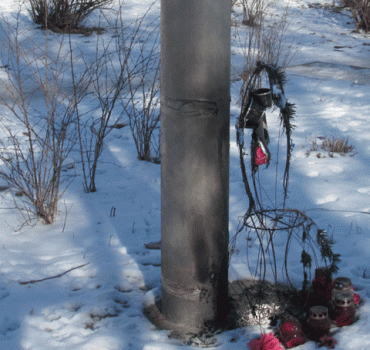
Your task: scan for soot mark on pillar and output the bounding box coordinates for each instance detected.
[191,214,210,285]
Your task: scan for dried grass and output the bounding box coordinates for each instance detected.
[306,136,355,157]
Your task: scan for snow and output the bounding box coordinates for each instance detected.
[0,0,369,349]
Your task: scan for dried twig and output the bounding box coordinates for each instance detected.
[19,262,90,285]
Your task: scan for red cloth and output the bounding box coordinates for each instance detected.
[248,333,284,350]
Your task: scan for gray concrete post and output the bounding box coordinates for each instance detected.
[160,0,231,331]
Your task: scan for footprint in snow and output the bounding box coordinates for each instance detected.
[330,165,344,174]
[0,288,9,301]
[350,267,370,280]
[0,317,20,336]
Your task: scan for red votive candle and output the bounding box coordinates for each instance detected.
[312,267,334,305]
[333,277,352,298]
[278,317,305,348]
[307,306,331,341]
[333,277,360,305]
[334,292,355,327]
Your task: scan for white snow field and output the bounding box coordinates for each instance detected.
[0,0,369,349]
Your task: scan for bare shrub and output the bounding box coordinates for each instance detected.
[123,27,161,164]
[233,0,292,89]
[75,3,159,192]
[343,0,370,32]
[76,29,131,193]
[28,0,113,33]
[0,16,88,224]
[233,0,274,27]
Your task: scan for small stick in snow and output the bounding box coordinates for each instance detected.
[19,263,90,285]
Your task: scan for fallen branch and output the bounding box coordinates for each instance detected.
[19,262,90,285]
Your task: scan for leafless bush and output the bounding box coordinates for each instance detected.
[75,3,159,192]
[233,0,274,27]
[123,28,161,164]
[28,0,113,33]
[0,16,88,224]
[342,0,370,32]
[75,29,131,193]
[234,0,292,89]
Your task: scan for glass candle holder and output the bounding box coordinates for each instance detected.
[333,277,361,305]
[334,292,355,327]
[333,277,352,298]
[312,267,334,305]
[278,317,305,348]
[307,306,331,341]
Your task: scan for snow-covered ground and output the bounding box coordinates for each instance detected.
[0,0,369,349]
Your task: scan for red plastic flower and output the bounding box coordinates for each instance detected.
[255,145,268,165]
[279,318,306,348]
[247,337,262,350]
[319,335,337,349]
[248,333,284,350]
[353,292,361,305]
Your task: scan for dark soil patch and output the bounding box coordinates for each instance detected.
[226,279,305,328]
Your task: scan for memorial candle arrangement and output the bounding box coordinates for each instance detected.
[249,273,360,350]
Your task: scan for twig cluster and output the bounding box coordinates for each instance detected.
[233,0,292,88]
[28,0,113,33]
[342,0,370,32]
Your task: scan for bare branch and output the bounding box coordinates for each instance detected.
[19,263,90,285]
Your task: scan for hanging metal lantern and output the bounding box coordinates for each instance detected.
[307,306,331,341]
[251,88,273,109]
[334,292,355,327]
[244,88,272,128]
[244,99,265,128]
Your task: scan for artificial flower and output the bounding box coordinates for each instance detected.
[278,317,306,348]
[255,145,268,165]
[248,332,284,350]
[319,335,337,349]
[353,292,361,305]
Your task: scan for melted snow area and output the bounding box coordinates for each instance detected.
[0,0,369,349]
